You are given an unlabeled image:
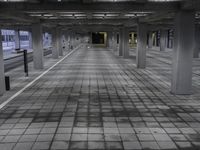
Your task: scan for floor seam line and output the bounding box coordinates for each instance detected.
[0,45,82,110]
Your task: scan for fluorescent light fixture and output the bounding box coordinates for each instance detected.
[60,14,73,17]
[0,0,26,2]
[148,0,181,1]
[29,14,42,17]
[43,14,53,17]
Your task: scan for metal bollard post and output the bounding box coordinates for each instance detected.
[23,49,28,77]
[5,76,10,91]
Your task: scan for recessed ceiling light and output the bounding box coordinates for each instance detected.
[148,0,181,1]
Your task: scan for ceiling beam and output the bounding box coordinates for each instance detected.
[41,18,137,26]
[0,2,180,12]
[181,0,200,10]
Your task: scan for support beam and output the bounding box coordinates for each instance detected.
[71,32,75,49]
[0,30,5,95]
[108,32,112,49]
[119,28,123,56]
[58,30,63,56]
[136,23,147,68]
[52,28,59,59]
[160,29,168,51]
[28,31,32,49]
[123,27,129,58]
[14,30,20,49]
[64,32,70,51]
[32,23,44,70]
[171,10,195,95]
[148,31,153,49]
[0,2,180,12]
[62,33,67,52]
[194,25,200,58]
[113,31,118,52]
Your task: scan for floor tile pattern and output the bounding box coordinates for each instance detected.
[0,46,200,150]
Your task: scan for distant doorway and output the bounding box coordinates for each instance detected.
[92,32,107,47]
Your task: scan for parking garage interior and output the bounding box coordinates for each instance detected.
[0,0,200,150]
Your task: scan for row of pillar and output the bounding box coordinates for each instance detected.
[108,10,199,95]
[0,24,80,95]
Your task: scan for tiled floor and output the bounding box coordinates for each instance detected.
[0,46,200,150]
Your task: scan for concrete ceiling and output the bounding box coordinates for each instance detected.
[0,0,199,31]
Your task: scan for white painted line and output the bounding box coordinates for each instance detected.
[0,46,81,110]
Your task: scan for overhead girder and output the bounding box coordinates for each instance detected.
[0,1,199,29]
[41,18,137,26]
[0,2,180,12]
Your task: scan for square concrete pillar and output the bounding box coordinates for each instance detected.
[0,30,5,95]
[68,32,71,50]
[113,31,118,52]
[171,10,195,95]
[148,31,153,49]
[71,32,75,49]
[119,28,123,56]
[32,23,44,70]
[28,31,33,49]
[136,23,147,69]
[123,27,129,58]
[56,28,63,56]
[51,28,59,59]
[14,30,20,49]
[108,32,113,49]
[194,25,200,58]
[62,33,67,52]
[112,31,117,52]
[160,29,168,51]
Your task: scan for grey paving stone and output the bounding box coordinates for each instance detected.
[54,134,71,141]
[0,47,200,150]
[141,141,160,150]
[88,133,104,141]
[32,141,51,150]
[88,141,105,149]
[36,134,54,141]
[13,142,33,150]
[123,141,142,150]
[2,135,21,142]
[51,141,69,150]
[105,141,123,150]
[0,143,15,150]
[69,141,87,150]
[157,141,178,150]
[71,134,87,141]
[137,134,155,141]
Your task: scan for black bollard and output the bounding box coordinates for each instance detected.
[5,76,10,91]
[23,49,28,77]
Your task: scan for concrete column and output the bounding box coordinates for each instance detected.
[0,30,5,95]
[123,27,129,58]
[193,25,200,58]
[59,30,63,56]
[62,33,67,52]
[136,23,147,68]
[119,28,123,56]
[52,28,59,59]
[32,23,44,69]
[64,32,69,51]
[160,29,168,51]
[68,32,71,50]
[148,31,153,49]
[171,10,195,95]
[28,31,32,49]
[71,32,75,49]
[113,31,118,52]
[108,32,113,49]
[14,30,20,49]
